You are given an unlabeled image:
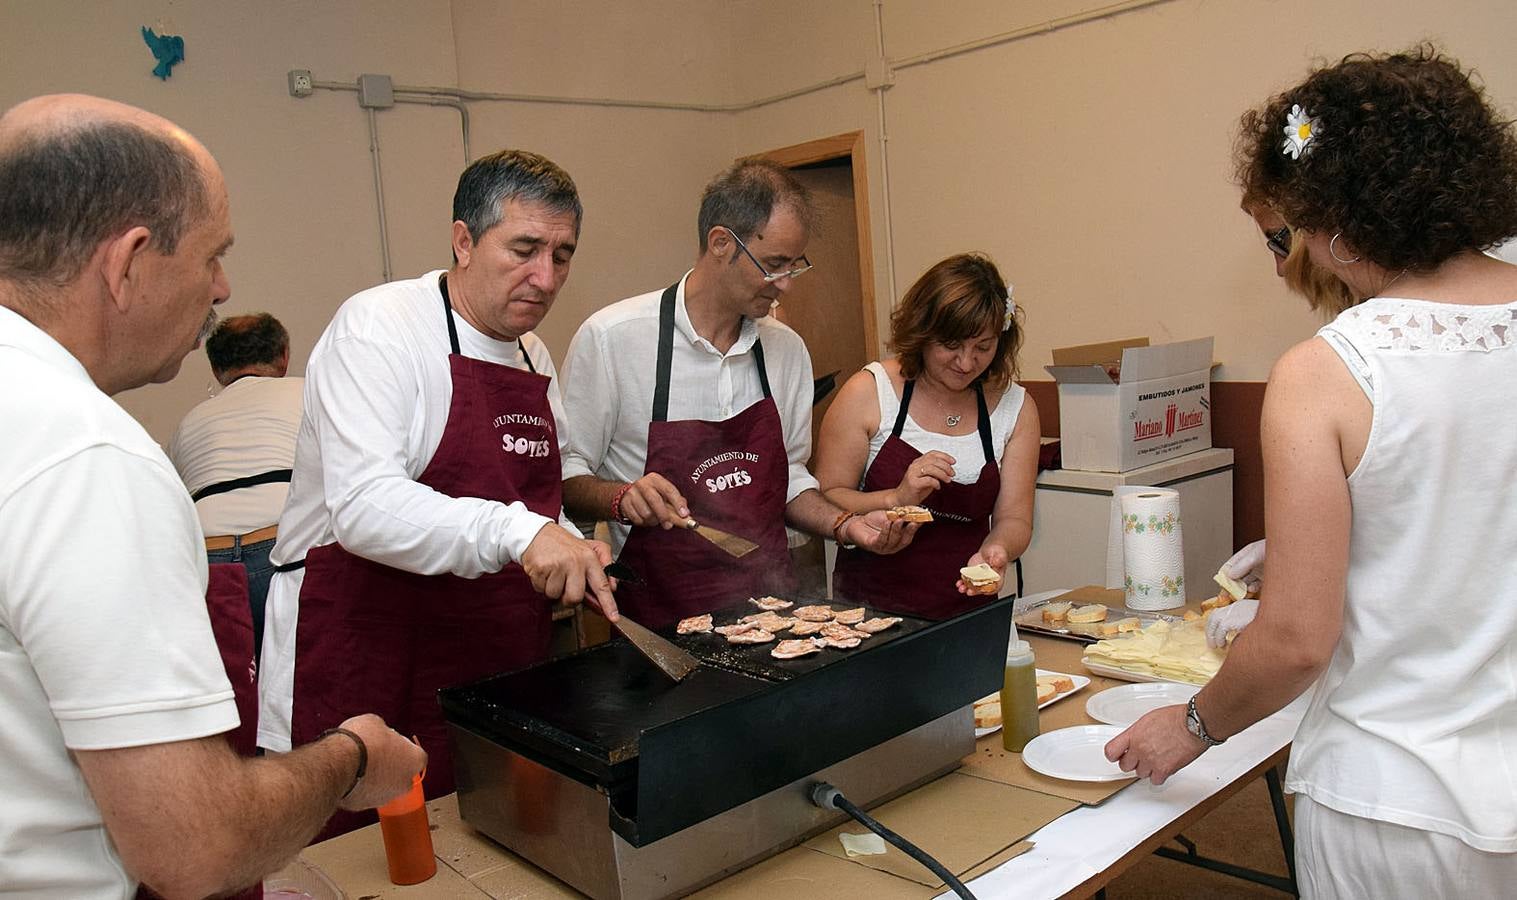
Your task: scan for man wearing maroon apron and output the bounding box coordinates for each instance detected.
[832,380,1006,620]
[561,160,913,628]
[612,284,796,626]
[289,278,564,817]
[259,150,614,840]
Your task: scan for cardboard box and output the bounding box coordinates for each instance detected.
[1046,337,1214,472]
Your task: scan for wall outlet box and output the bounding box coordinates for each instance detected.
[357,73,395,109]
[287,69,313,98]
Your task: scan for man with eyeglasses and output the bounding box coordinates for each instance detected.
[560,159,915,628]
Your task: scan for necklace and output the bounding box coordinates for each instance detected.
[1377,267,1410,298]
[945,413,962,427]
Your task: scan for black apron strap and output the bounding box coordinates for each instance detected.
[273,559,306,573]
[975,383,994,466]
[652,281,770,419]
[892,379,915,438]
[441,271,537,372]
[438,273,462,356]
[651,283,679,422]
[751,337,772,400]
[191,468,293,502]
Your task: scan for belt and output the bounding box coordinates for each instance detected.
[205,524,279,551]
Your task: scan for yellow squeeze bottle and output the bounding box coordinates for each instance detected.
[1000,639,1040,752]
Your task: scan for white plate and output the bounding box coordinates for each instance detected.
[1021,725,1137,782]
[1081,659,1210,686]
[1084,681,1199,727]
[973,669,1091,737]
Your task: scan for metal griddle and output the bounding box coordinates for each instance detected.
[440,597,1013,899]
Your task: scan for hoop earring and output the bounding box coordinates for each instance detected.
[1330,233,1361,264]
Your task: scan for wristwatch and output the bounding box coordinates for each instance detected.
[1185,695,1225,747]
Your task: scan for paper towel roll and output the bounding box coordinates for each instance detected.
[1105,485,1164,589]
[1119,489,1186,610]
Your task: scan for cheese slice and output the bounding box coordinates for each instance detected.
[960,563,1000,584]
[1213,568,1248,600]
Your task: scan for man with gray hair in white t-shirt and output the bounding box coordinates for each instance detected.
[0,93,423,899]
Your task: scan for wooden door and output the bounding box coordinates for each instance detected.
[746,132,879,598]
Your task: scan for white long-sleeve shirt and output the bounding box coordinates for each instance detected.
[257,270,572,751]
[560,273,820,555]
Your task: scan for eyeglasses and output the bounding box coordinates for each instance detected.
[1265,226,1292,259]
[721,226,813,283]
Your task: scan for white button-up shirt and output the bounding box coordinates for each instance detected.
[560,273,819,553]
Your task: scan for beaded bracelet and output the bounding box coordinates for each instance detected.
[831,511,859,550]
[609,483,635,525]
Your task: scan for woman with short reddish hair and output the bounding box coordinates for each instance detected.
[815,252,1040,620]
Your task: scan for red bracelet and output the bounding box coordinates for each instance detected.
[831,511,859,549]
[609,483,635,525]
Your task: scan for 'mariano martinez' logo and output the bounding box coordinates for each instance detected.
[1133,403,1204,441]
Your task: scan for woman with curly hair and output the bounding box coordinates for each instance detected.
[1107,45,1517,895]
[814,253,1040,619]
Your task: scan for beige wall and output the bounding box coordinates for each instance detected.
[6,0,1517,442]
[2,0,463,438]
[731,0,1517,382]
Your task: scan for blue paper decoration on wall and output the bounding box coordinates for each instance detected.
[141,27,185,80]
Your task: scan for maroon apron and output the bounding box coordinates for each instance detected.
[615,284,795,629]
[205,562,259,756]
[832,378,1003,620]
[288,275,560,838]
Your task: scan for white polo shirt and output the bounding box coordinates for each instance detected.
[258,271,574,751]
[167,375,304,536]
[560,273,820,554]
[0,306,238,898]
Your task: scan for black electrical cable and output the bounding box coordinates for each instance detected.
[809,783,978,900]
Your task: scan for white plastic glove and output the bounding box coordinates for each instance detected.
[1206,597,1259,648]
[1222,539,1266,594]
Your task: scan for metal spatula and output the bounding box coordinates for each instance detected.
[684,518,760,558]
[603,562,699,682]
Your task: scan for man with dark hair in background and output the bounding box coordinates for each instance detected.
[258,149,618,836]
[560,159,915,630]
[169,312,305,663]
[0,93,422,899]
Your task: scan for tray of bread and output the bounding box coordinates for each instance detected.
[1013,596,1189,644]
[972,669,1091,737]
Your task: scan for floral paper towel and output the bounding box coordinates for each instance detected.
[1119,489,1185,610]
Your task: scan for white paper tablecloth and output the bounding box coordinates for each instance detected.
[975,589,1311,899]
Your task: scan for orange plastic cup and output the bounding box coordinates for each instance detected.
[377,773,436,885]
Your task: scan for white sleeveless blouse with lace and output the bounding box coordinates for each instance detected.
[1286,297,1517,852]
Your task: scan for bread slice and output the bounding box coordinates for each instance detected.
[1201,591,1236,612]
[1066,604,1108,624]
[1097,617,1141,637]
[886,505,934,523]
[1182,609,1202,622]
[959,563,1002,596]
[1041,601,1073,624]
[1038,674,1076,694]
[973,698,1002,729]
[1036,682,1057,703]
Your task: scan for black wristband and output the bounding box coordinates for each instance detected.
[318,727,368,798]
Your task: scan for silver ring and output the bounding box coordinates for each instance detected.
[1329,232,1360,264]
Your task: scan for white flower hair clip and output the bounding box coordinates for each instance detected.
[1002,285,1016,333]
[1282,104,1321,159]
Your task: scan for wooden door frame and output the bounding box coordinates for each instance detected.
[745,131,880,357]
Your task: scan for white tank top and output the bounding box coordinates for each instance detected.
[1286,297,1517,852]
[861,361,1026,484]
